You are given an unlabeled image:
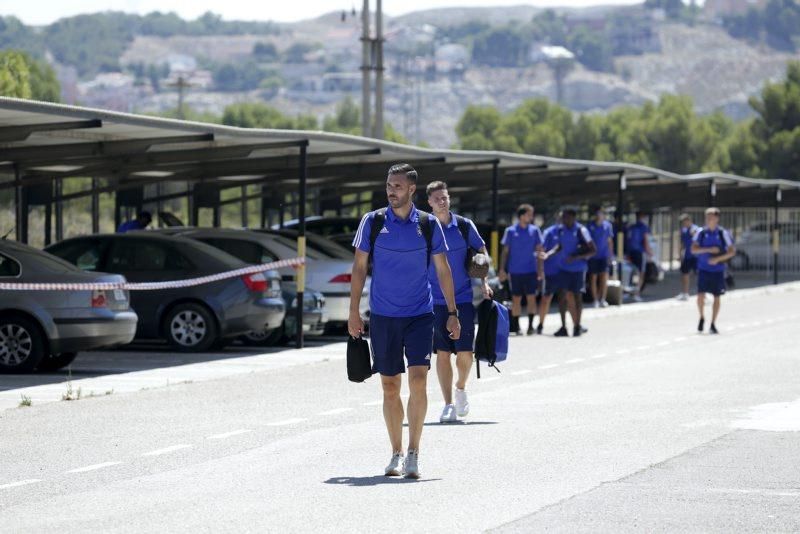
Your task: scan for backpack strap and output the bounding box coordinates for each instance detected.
[368,208,387,264]
[455,214,471,248]
[416,209,434,267]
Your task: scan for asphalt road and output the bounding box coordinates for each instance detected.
[1,284,799,532]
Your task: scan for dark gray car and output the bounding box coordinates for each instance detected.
[0,239,137,373]
[46,233,285,352]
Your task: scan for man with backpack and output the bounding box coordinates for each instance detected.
[586,206,614,308]
[348,164,460,480]
[676,213,701,301]
[626,211,653,302]
[498,204,544,335]
[691,207,736,334]
[546,207,596,337]
[425,181,492,423]
[537,213,569,336]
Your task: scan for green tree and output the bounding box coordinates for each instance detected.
[456,105,501,140]
[0,50,60,101]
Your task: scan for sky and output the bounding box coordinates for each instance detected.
[4,0,644,26]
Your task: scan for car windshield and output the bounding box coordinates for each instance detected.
[269,235,327,260]
[3,244,81,273]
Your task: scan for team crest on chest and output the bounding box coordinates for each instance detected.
[417,224,423,237]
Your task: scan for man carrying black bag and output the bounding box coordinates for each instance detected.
[348,164,460,480]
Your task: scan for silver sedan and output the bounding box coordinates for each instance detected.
[0,240,137,373]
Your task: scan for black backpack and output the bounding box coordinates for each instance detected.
[368,208,434,266]
[453,214,480,272]
[558,224,590,257]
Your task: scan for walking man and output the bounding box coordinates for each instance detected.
[549,207,596,337]
[537,214,568,336]
[349,164,460,480]
[498,204,544,335]
[426,181,492,423]
[691,207,736,334]
[586,206,614,308]
[676,213,700,301]
[626,210,653,302]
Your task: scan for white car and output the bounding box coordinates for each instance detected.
[176,228,369,327]
[732,223,800,271]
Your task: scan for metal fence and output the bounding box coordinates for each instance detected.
[649,207,800,277]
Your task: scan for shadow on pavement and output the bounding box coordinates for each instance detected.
[403,421,499,427]
[324,475,442,486]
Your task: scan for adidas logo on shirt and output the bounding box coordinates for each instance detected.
[379,227,390,234]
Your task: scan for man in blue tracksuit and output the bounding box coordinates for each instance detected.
[349,163,459,480]
[691,207,736,334]
[537,213,568,336]
[586,206,614,308]
[548,207,596,337]
[676,213,700,301]
[498,204,544,335]
[426,181,492,424]
[626,211,653,302]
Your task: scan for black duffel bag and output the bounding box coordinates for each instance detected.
[347,336,374,382]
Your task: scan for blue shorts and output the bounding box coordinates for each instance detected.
[629,250,646,272]
[559,270,586,294]
[510,272,538,296]
[698,270,726,296]
[369,313,434,376]
[680,257,697,274]
[542,273,562,296]
[433,303,475,354]
[587,258,609,275]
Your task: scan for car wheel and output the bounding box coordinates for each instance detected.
[241,323,286,346]
[38,352,78,372]
[163,303,218,352]
[0,316,46,374]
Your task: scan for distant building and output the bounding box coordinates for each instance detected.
[703,0,767,20]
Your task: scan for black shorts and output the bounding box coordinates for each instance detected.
[629,250,646,272]
[698,270,726,296]
[587,258,609,275]
[680,257,697,274]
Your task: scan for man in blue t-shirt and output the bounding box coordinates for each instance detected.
[537,213,568,336]
[691,207,736,334]
[117,211,152,233]
[349,164,459,480]
[586,206,614,308]
[426,181,492,424]
[676,213,700,301]
[625,211,653,302]
[499,204,544,335]
[547,207,596,337]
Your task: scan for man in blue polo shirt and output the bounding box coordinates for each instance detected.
[551,207,596,337]
[117,210,152,233]
[537,213,568,336]
[349,163,460,480]
[676,213,700,301]
[625,210,653,302]
[499,204,544,335]
[586,206,614,308]
[691,207,736,334]
[426,181,492,424]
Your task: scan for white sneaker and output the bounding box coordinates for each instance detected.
[440,404,457,423]
[593,300,601,309]
[600,300,609,308]
[633,294,644,302]
[385,452,403,476]
[675,293,688,301]
[454,389,470,417]
[403,449,421,479]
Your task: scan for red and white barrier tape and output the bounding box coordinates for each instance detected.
[0,257,304,291]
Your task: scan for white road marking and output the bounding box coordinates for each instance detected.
[0,479,41,490]
[207,429,252,440]
[565,358,585,364]
[616,349,631,355]
[656,341,670,347]
[673,337,688,342]
[267,418,307,426]
[66,461,122,474]
[362,400,383,407]
[317,408,354,416]
[537,364,559,370]
[733,399,800,432]
[635,345,652,351]
[141,444,192,457]
[480,377,501,383]
[511,370,532,376]
[590,354,608,359]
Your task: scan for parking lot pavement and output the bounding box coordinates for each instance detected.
[0,282,799,532]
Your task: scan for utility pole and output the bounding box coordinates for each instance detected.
[167,76,193,120]
[358,0,384,139]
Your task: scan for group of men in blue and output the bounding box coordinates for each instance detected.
[347,163,736,481]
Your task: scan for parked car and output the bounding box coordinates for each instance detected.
[0,240,137,373]
[241,282,327,346]
[45,233,285,352]
[732,223,800,271]
[171,228,369,330]
[276,216,362,251]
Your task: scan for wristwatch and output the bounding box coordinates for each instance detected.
[447,309,459,317]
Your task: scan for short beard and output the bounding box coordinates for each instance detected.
[388,194,409,208]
